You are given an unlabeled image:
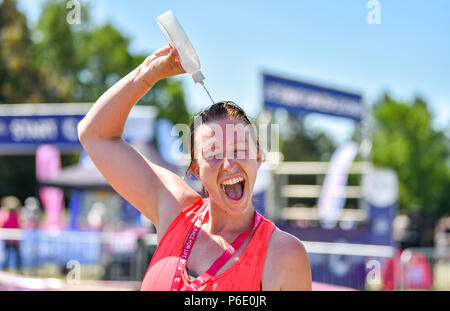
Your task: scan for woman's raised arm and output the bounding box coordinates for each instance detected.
[77,46,201,232]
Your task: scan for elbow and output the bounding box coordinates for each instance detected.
[77,118,91,145]
[77,119,85,143]
[77,118,119,145]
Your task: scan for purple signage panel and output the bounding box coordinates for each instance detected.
[263,73,363,122]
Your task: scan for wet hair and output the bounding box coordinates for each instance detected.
[186,101,263,197]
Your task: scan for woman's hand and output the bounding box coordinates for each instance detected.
[138,45,186,87]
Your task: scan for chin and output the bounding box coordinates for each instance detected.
[217,188,253,216]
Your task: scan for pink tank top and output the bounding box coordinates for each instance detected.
[2,211,19,229]
[140,197,275,291]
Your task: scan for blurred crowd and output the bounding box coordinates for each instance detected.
[0,195,42,271]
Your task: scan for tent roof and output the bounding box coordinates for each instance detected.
[39,142,179,191]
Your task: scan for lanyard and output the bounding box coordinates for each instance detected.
[170,201,263,291]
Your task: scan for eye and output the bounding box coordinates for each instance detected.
[206,153,221,160]
[234,149,248,159]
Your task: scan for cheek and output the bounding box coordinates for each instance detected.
[246,160,260,180]
[242,158,259,169]
[198,160,219,182]
[200,159,221,171]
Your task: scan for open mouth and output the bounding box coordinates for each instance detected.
[220,176,245,202]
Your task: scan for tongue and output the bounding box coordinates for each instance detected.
[223,182,244,200]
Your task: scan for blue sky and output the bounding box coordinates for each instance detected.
[18,0,450,144]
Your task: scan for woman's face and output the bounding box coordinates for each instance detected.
[192,118,261,215]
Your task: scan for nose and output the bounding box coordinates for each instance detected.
[222,156,236,172]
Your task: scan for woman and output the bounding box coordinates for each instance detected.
[78,45,311,291]
[0,196,22,271]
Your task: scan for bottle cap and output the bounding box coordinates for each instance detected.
[191,71,205,84]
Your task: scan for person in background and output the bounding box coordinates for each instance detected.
[87,201,106,231]
[21,197,42,229]
[433,216,450,290]
[0,196,22,272]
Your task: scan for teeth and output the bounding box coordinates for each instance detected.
[221,176,244,186]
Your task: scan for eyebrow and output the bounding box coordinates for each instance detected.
[203,140,248,150]
[202,142,222,151]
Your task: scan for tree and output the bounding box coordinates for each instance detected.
[0,0,45,103]
[0,0,47,201]
[31,0,191,125]
[371,93,450,216]
[271,111,337,208]
[32,0,86,102]
[274,112,336,162]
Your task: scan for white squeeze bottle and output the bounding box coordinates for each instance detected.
[156,10,214,103]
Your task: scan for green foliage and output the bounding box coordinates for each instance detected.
[0,0,45,103]
[274,113,336,162]
[144,78,191,125]
[372,94,450,216]
[74,23,135,101]
[28,0,190,121]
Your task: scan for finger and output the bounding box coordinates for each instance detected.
[171,45,179,57]
[174,58,185,72]
[169,49,185,73]
[174,64,186,74]
[170,59,185,74]
[153,45,172,57]
[167,45,179,58]
[167,46,179,63]
[174,58,182,68]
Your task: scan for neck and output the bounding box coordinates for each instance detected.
[205,198,255,235]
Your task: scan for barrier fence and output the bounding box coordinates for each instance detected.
[0,228,152,288]
[397,247,450,291]
[1,229,448,290]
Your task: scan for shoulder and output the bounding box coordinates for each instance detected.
[262,227,312,291]
[156,192,203,242]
